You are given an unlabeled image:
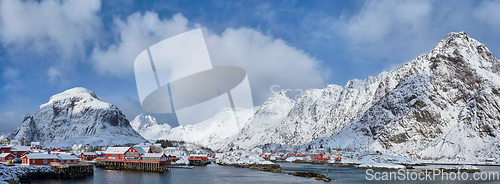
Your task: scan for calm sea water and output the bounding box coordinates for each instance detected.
[28,163,500,184]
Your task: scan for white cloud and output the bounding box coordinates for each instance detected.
[0,0,102,59]
[474,0,500,30]
[341,0,431,44]
[91,12,328,104]
[91,12,190,77]
[47,67,61,83]
[2,67,23,91]
[205,28,328,103]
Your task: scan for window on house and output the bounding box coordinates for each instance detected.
[43,159,47,164]
[32,160,35,163]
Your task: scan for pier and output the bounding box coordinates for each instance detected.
[50,162,94,178]
[96,160,168,172]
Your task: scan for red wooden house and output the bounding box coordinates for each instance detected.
[30,142,40,149]
[286,153,306,157]
[100,147,146,161]
[0,146,11,154]
[79,152,98,160]
[260,153,270,159]
[58,155,80,164]
[101,147,129,161]
[311,154,331,161]
[11,146,30,158]
[188,154,208,161]
[141,153,171,164]
[22,154,59,166]
[0,153,15,162]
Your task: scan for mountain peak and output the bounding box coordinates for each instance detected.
[9,87,146,146]
[49,87,99,101]
[432,31,483,54]
[263,89,295,106]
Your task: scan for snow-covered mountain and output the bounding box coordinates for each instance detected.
[7,87,147,147]
[130,107,254,149]
[131,32,500,164]
[308,32,500,163]
[130,114,171,141]
[217,90,295,151]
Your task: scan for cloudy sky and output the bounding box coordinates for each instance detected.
[1,0,500,134]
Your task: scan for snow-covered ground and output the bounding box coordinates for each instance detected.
[0,165,55,183]
[216,150,274,165]
[351,155,419,169]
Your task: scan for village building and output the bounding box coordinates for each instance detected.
[164,147,177,153]
[58,155,80,164]
[0,138,9,145]
[79,152,98,160]
[30,142,40,149]
[141,153,170,164]
[188,154,210,166]
[11,146,31,158]
[0,153,15,162]
[22,154,60,166]
[0,146,11,154]
[102,147,130,161]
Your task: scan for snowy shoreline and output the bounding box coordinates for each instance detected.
[0,165,57,184]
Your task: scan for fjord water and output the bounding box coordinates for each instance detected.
[30,163,500,184]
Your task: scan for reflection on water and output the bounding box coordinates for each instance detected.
[28,163,500,184]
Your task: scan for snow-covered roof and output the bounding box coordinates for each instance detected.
[104,147,130,154]
[165,147,177,150]
[23,154,59,159]
[58,155,79,160]
[141,147,151,152]
[81,152,97,156]
[190,154,208,157]
[51,151,72,155]
[132,147,146,154]
[142,153,165,158]
[11,146,31,152]
[0,153,14,157]
[31,142,40,145]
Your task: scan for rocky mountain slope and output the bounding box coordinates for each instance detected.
[7,87,147,147]
[309,32,500,163]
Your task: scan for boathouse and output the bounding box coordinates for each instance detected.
[79,152,98,160]
[103,147,129,160]
[0,153,15,162]
[0,146,10,154]
[102,147,146,161]
[141,153,170,164]
[10,146,31,158]
[22,154,60,166]
[58,155,80,164]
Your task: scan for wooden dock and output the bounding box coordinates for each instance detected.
[96,161,168,172]
[50,162,94,179]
